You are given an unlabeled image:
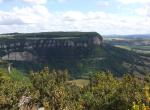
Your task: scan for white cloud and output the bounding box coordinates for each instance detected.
[135,7,148,16]
[0,5,150,34]
[22,0,47,4]
[134,2,150,17]
[63,11,86,21]
[117,0,150,19]
[0,0,47,4]
[0,11,25,25]
[117,0,150,4]
[12,5,52,24]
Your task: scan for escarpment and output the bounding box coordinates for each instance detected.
[0,32,103,61]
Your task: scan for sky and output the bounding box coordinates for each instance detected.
[0,0,150,35]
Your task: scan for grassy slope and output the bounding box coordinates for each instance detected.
[67,79,89,88]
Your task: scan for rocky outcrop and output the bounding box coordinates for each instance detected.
[86,34,103,46]
[92,36,102,45]
[2,52,36,61]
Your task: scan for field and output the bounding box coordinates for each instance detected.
[67,79,89,88]
[104,35,150,54]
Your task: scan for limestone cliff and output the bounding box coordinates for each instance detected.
[0,32,103,61]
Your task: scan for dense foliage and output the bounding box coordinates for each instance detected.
[8,44,150,79]
[0,67,150,110]
[0,32,101,40]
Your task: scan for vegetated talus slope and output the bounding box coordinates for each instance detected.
[11,44,150,78]
[64,44,150,77]
[96,44,150,76]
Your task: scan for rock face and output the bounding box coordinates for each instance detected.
[0,32,103,61]
[92,36,102,45]
[86,35,103,45]
[2,52,36,61]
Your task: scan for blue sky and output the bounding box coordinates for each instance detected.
[0,0,150,35]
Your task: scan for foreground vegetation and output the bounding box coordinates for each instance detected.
[0,67,150,110]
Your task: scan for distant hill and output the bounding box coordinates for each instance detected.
[0,32,150,78]
[104,34,150,39]
[123,34,150,39]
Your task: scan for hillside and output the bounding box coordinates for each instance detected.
[32,44,149,78]
[0,32,150,78]
[104,34,150,54]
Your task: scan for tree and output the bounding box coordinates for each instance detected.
[30,67,81,110]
